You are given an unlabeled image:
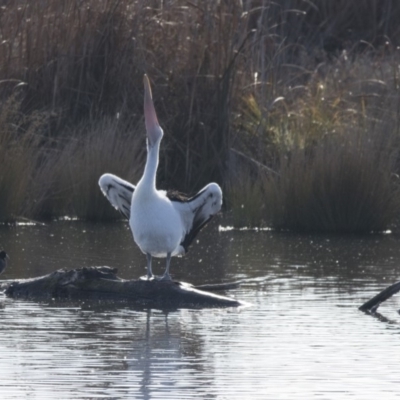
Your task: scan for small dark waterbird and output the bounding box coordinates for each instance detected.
[0,250,9,275]
[99,75,222,280]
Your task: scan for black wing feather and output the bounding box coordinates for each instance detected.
[180,213,214,252]
[99,174,135,220]
[169,183,222,254]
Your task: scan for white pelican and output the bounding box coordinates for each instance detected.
[99,75,222,280]
[0,250,9,275]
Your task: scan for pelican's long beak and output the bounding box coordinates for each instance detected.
[143,74,163,147]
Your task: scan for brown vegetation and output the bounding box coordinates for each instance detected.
[1,0,400,232]
[229,50,400,232]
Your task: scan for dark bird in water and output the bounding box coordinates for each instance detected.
[0,251,9,275]
[99,75,222,280]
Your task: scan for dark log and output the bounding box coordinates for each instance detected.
[1,266,243,309]
[359,280,400,313]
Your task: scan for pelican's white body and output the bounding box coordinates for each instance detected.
[130,189,183,257]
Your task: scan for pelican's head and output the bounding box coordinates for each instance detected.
[143,74,164,148]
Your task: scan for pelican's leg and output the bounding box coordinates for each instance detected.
[146,253,154,280]
[161,252,172,281]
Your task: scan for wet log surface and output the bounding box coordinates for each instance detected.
[0,266,243,309]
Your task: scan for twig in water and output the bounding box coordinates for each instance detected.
[359,281,400,313]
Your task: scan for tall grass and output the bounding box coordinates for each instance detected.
[0,93,143,220]
[0,0,250,190]
[229,51,400,232]
[229,127,400,233]
[1,0,400,231]
[28,117,144,220]
[0,92,46,221]
[264,130,400,233]
[56,118,144,220]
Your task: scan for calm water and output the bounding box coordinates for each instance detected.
[0,220,400,399]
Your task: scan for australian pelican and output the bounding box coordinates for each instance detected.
[99,75,222,280]
[0,250,9,275]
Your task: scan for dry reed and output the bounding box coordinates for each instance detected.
[0,92,47,221]
[1,0,400,231]
[230,51,400,232]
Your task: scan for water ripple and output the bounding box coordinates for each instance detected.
[1,224,400,398]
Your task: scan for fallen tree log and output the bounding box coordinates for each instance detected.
[0,266,243,309]
[359,280,400,313]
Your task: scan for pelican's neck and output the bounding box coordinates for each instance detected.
[137,140,160,193]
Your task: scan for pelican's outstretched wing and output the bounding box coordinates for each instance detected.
[169,183,223,253]
[98,173,135,219]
